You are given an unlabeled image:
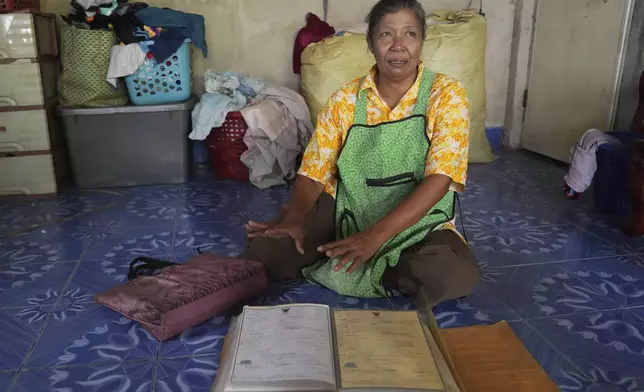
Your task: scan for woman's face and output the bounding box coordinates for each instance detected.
[370,8,423,81]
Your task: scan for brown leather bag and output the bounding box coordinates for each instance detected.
[95,254,268,341]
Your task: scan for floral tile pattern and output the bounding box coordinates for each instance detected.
[154,356,219,392]
[0,193,115,237]
[484,263,621,319]
[0,372,16,392]
[1,151,643,391]
[528,310,644,391]
[0,308,48,371]
[509,321,608,392]
[11,362,155,392]
[0,262,79,309]
[26,304,158,368]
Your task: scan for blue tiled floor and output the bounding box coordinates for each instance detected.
[1,151,644,391]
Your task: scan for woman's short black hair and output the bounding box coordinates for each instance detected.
[366,0,427,45]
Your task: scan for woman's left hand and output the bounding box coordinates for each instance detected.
[318,228,385,274]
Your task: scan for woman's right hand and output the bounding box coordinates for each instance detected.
[245,175,325,256]
[246,214,307,255]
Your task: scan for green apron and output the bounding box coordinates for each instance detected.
[302,70,456,298]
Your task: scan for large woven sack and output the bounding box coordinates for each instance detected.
[301,33,374,119]
[301,10,494,163]
[58,25,128,107]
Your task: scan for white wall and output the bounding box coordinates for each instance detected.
[41,0,515,127]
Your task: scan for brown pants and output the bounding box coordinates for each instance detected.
[242,193,481,307]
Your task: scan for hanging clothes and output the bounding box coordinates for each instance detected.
[106,43,147,87]
[135,7,208,57]
[240,87,314,189]
[564,129,620,194]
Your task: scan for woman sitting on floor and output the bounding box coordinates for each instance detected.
[243,0,480,310]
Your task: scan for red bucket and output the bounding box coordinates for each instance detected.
[207,112,249,181]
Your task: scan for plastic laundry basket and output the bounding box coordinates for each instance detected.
[125,40,192,105]
[207,112,249,181]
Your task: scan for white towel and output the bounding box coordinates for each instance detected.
[564,129,620,193]
[106,44,146,88]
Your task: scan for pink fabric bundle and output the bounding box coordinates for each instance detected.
[95,255,268,341]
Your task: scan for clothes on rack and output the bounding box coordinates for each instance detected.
[135,7,208,57]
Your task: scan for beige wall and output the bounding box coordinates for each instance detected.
[42,0,514,127]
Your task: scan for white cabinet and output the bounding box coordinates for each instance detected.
[0,110,50,151]
[0,60,58,106]
[0,13,57,59]
[0,12,63,196]
[0,155,56,196]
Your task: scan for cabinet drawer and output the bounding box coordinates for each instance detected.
[0,154,56,195]
[0,13,57,59]
[0,110,50,152]
[0,61,51,106]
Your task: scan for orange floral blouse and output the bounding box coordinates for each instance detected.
[298,62,470,235]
